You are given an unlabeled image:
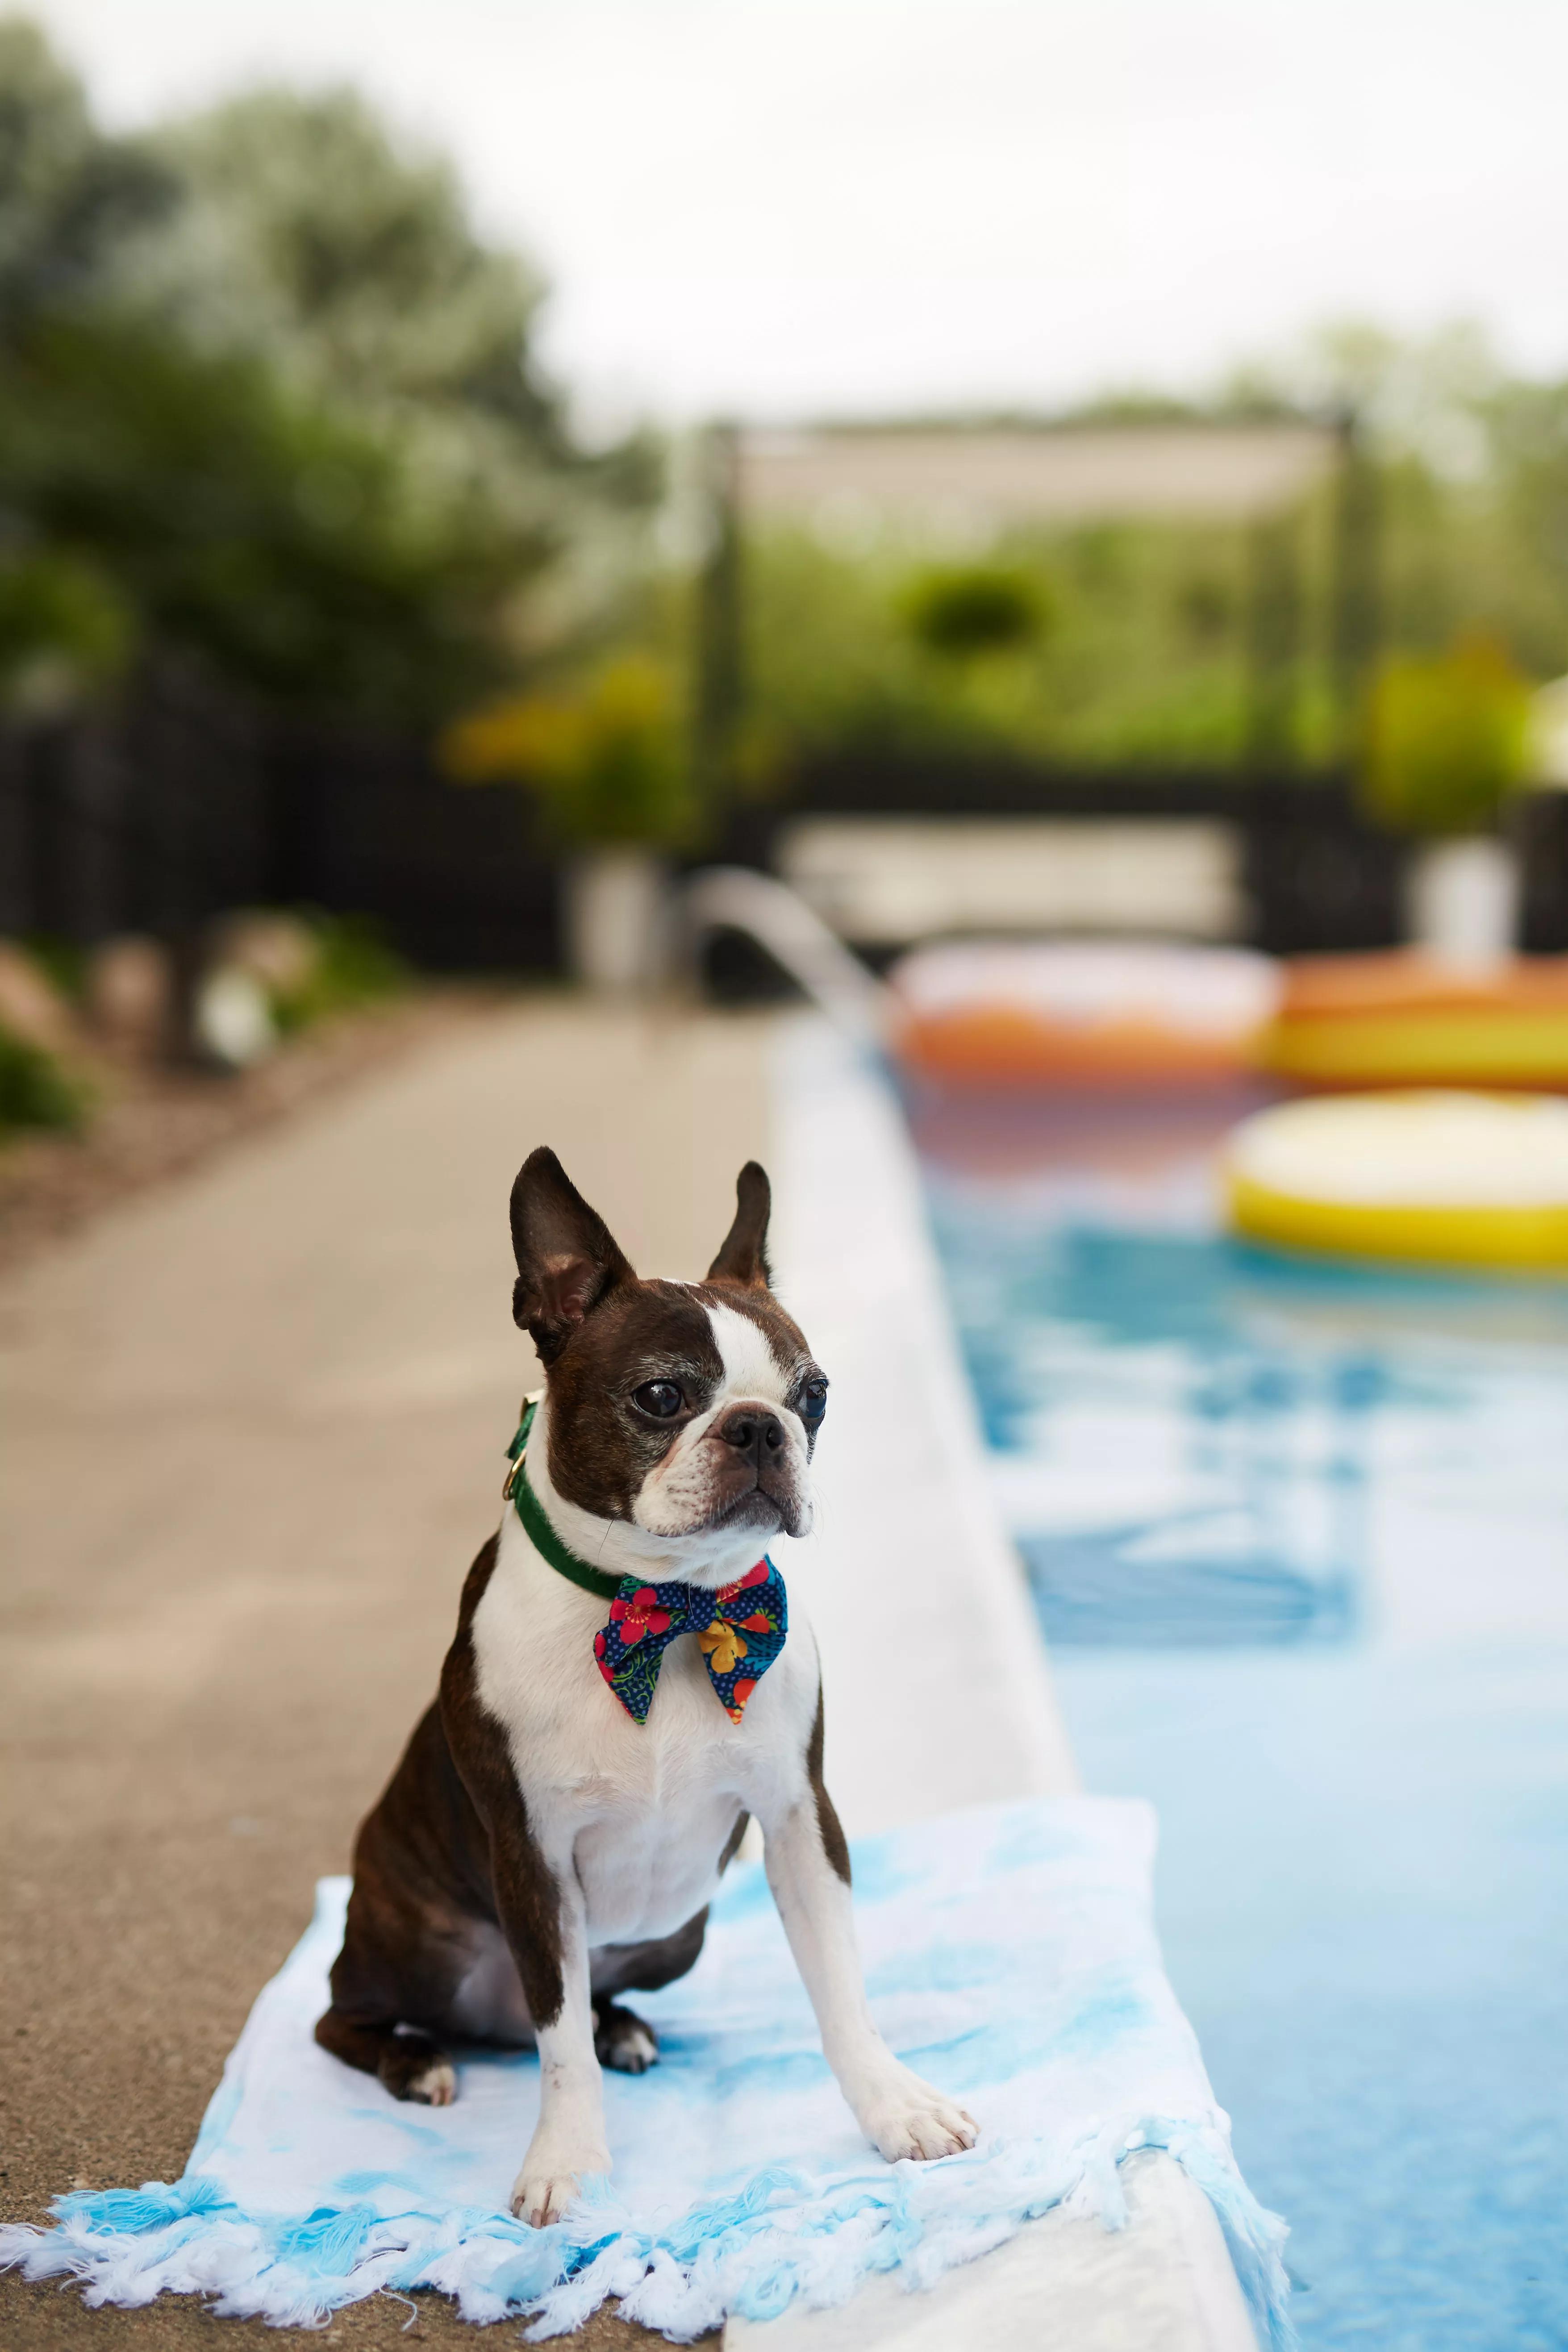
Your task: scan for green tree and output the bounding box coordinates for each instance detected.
[0,16,172,325]
[0,22,659,720]
[0,312,554,716]
[137,84,659,635]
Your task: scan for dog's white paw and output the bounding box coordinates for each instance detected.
[857,2068,978,2163]
[508,2136,610,2229]
[407,2057,456,2107]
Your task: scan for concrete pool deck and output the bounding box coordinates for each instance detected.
[0,997,1256,2349]
[744,1020,1258,2352]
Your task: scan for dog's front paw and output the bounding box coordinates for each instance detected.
[856,2067,977,2164]
[509,2135,611,2229]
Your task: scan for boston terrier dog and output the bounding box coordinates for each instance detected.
[316,1147,977,2226]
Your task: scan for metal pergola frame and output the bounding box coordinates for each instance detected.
[693,413,1380,797]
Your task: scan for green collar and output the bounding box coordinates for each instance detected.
[504,1396,624,1603]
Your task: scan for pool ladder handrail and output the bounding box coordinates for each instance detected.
[679,866,893,1056]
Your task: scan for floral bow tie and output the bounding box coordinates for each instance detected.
[593,1559,788,1725]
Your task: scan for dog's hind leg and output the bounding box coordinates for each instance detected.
[314,2009,456,2105]
[315,1697,490,2106]
[592,2000,658,2074]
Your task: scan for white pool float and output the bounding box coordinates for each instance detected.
[1224,1091,1568,1272]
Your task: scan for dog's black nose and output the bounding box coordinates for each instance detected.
[716,1406,784,1463]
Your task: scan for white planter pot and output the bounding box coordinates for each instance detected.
[1405,836,1519,967]
[563,849,670,995]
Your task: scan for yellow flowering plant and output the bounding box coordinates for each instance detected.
[441,655,696,849]
[1362,633,1531,838]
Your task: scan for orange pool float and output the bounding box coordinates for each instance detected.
[891,943,1283,1089]
[1264,954,1568,1090]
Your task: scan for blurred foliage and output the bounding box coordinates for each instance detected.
[269,912,406,1033]
[1362,633,1530,838]
[19,930,87,998]
[4,8,1568,800]
[745,518,1291,771]
[0,313,558,715]
[0,544,131,710]
[901,563,1049,659]
[742,325,1568,780]
[142,87,555,421]
[0,18,175,317]
[442,655,695,848]
[0,21,659,723]
[1240,322,1568,689]
[138,88,660,623]
[0,1020,84,1134]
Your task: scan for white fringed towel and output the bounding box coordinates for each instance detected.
[0,1796,1291,2342]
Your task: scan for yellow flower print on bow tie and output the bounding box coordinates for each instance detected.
[698,1619,749,1677]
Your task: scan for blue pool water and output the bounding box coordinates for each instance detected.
[917,1103,1568,2350]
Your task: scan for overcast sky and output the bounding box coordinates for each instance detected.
[40,0,1568,427]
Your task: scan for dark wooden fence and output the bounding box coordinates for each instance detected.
[4,670,1567,971]
[0,664,560,972]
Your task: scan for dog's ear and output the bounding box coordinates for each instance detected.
[706,1161,772,1290]
[510,1148,634,1362]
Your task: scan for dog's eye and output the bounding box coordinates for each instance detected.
[633,1380,684,1419]
[798,1378,829,1421]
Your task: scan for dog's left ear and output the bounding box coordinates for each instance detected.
[706,1160,772,1290]
[510,1147,635,1362]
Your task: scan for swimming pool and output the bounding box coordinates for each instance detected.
[913,1090,1568,2351]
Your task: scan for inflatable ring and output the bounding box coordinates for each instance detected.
[1224,1092,1568,1272]
[1264,954,1568,1090]
[892,942,1282,1089]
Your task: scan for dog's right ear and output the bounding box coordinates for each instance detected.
[510,1148,634,1363]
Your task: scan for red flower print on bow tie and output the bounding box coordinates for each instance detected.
[591,1557,785,1725]
[609,1587,672,1646]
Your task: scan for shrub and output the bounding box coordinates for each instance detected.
[0,1025,85,1135]
[268,914,405,1034]
[441,655,695,848]
[900,564,1050,659]
[1362,632,1531,836]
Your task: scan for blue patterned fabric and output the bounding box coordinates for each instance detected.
[0,1799,1293,2343]
[593,1559,788,1724]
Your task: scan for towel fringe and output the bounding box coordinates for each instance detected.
[0,2117,1292,2347]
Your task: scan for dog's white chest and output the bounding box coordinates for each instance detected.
[472,1522,815,1949]
[560,1642,747,1941]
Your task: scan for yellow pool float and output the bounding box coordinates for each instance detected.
[1223,1092,1568,1272]
[1264,955,1568,1090]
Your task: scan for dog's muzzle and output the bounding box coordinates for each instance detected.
[709,1405,809,1536]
